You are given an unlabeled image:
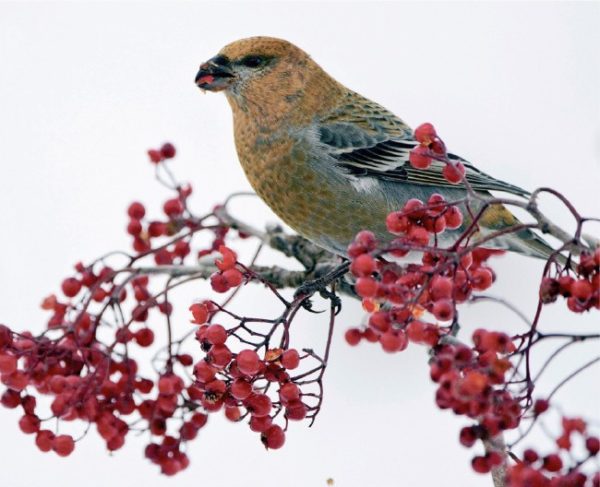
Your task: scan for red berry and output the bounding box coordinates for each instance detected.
[160,143,176,159]
[406,321,439,346]
[459,426,477,447]
[351,254,377,277]
[210,273,230,293]
[127,219,143,236]
[344,328,362,346]
[225,406,241,422]
[261,425,285,449]
[61,277,82,298]
[539,277,560,304]
[134,328,154,347]
[250,415,272,433]
[430,276,453,301]
[427,193,446,216]
[471,268,494,291]
[355,277,378,298]
[173,240,191,258]
[542,454,562,472]
[386,211,411,234]
[459,371,488,397]
[1,389,21,408]
[35,430,55,452]
[523,449,539,464]
[147,149,162,164]
[158,374,184,395]
[177,353,193,366]
[285,401,307,421]
[369,311,390,333]
[414,123,437,144]
[432,299,454,322]
[533,399,549,416]
[215,245,237,271]
[403,198,426,220]
[408,226,430,246]
[281,349,300,370]
[348,230,377,258]
[571,279,592,301]
[148,221,167,237]
[208,344,232,368]
[127,201,146,219]
[279,382,301,403]
[191,412,208,429]
[189,302,210,324]
[237,349,261,376]
[223,268,243,287]
[246,394,272,417]
[52,434,75,457]
[471,455,491,474]
[19,414,41,434]
[206,324,227,345]
[444,206,463,229]
[194,361,216,383]
[0,324,13,350]
[380,330,408,353]
[0,353,17,375]
[409,145,432,169]
[430,138,446,155]
[163,198,184,217]
[487,452,503,467]
[230,379,253,400]
[586,436,600,455]
[442,162,465,184]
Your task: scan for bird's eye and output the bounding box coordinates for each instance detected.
[241,55,265,68]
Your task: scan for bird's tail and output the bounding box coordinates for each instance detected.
[493,228,567,265]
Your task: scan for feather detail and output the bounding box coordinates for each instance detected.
[316,91,530,198]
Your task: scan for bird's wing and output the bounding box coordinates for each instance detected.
[316,93,530,197]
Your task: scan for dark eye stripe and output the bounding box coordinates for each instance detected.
[240,55,264,68]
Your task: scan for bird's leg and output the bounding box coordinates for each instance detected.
[293,261,350,312]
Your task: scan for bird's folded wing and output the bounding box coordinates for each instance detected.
[317,100,530,198]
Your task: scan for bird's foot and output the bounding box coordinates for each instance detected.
[293,262,349,314]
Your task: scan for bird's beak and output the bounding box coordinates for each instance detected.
[195,55,235,92]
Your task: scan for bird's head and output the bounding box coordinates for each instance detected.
[195,37,304,93]
[195,37,341,119]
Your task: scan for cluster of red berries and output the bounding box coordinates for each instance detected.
[0,144,314,475]
[147,142,176,164]
[131,143,233,260]
[344,213,497,354]
[126,186,195,258]
[432,330,517,474]
[2,134,597,484]
[209,245,245,293]
[409,123,466,184]
[539,249,599,313]
[507,413,599,486]
[0,319,147,459]
[189,301,308,450]
[343,125,599,482]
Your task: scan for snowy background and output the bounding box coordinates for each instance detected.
[0,2,598,486]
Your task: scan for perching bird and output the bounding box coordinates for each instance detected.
[195,36,554,259]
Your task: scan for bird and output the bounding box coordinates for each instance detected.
[194,36,555,260]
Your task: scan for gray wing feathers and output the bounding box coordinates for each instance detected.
[316,102,530,198]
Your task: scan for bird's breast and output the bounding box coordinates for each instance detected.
[232,125,391,254]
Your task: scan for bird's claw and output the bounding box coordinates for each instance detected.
[293,271,344,315]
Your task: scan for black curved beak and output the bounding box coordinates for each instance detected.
[195,55,235,92]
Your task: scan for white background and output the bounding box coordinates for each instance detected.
[0,2,599,486]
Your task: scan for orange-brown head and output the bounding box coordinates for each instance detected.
[195,37,344,126]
